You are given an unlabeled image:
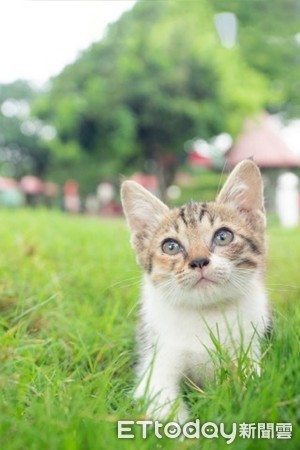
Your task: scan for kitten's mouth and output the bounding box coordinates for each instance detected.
[193,276,216,288]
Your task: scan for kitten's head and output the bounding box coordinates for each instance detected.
[121,160,266,306]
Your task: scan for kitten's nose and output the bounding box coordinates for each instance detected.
[189,258,210,270]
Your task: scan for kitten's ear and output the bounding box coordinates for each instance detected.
[121,180,169,235]
[217,160,265,215]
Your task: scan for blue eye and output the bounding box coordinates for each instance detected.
[213,228,234,246]
[162,239,181,255]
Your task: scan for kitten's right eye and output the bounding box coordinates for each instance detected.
[213,228,234,246]
[162,239,182,256]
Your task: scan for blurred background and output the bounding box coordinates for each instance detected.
[0,0,299,225]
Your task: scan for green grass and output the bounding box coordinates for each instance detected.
[0,209,299,449]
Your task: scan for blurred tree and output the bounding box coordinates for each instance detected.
[0,80,36,104]
[34,0,270,193]
[212,0,300,117]
[0,81,52,178]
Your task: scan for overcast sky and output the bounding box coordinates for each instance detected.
[0,1,136,86]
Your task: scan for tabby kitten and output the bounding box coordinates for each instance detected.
[121,160,269,423]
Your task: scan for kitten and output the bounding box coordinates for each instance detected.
[121,160,270,423]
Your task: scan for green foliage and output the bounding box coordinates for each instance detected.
[33,0,269,190]
[0,81,51,177]
[212,0,300,116]
[0,80,36,104]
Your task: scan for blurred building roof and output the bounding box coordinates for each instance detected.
[227,114,300,168]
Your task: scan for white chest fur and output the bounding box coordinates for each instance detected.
[140,275,268,380]
[134,276,268,422]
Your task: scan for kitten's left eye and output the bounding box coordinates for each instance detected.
[162,239,182,255]
[213,228,234,246]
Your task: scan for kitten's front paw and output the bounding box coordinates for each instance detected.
[133,374,189,424]
[174,404,189,425]
[147,400,189,425]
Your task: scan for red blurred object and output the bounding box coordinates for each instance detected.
[63,180,79,196]
[63,180,80,213]
[187,152,213,169]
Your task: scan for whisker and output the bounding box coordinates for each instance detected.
[105,275,141,291]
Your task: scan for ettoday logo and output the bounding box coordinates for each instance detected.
[117,420,293,443]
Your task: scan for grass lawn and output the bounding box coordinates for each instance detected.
[0,209,299,449]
